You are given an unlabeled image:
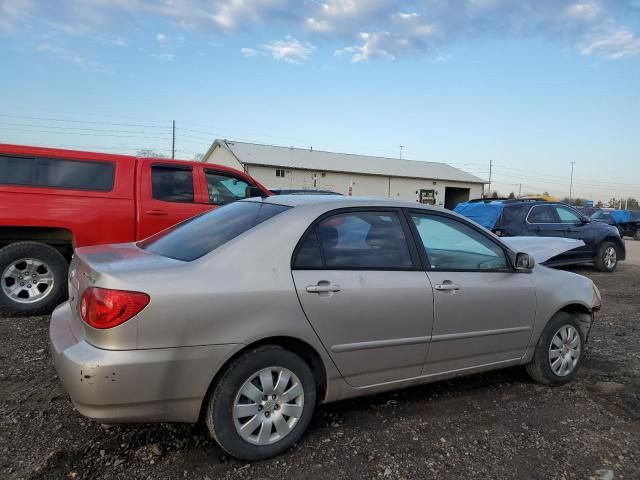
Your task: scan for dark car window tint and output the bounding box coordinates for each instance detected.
[205,171,250,205]
[152,165,194,203]
[140,201,290,261]
[316,211,412,269]
[293,230,323,268]
[591,210,612,222]
[527,205,557,223]
[0,155,115,191]
[555,206,581,224]
[411,214,507,271]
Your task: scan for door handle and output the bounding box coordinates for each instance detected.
[306,283,341,294]
[145,209,169,216]
[434,282,460,291]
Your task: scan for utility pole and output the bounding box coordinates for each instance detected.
[569,161,575,200]
[518,183,522,198]
[488,159,493,197]
[172,120,176,160]
[399,145,404,160]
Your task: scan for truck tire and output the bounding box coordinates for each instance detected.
[593,240,619,272]
[0,242,68,317]
[634,229,640,241]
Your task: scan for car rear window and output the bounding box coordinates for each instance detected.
[0,155,115,191]
[140,201,290,261]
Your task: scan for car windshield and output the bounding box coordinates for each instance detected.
[140,201,290,261]
[591,210,612,221]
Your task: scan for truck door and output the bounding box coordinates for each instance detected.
[137,162,207,240]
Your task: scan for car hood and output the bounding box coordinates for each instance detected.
[501,237,585,263]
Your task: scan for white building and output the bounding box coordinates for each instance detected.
[202,140,486,208]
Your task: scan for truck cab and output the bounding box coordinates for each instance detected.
[0,144,270,316]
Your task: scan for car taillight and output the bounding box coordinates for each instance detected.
[80,287,150,329]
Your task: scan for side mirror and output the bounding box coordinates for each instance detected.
[246,185,265,198]
[581,216,591,224]
[515,252,535,270]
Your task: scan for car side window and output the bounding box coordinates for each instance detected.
[527,205,557,223]
[293,211,413,270]
[410,213,508,271]
[151,165,194,203]
[555,206,581,224]
[205,170,251,205]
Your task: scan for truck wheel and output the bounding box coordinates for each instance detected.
[634,229,640,241]
[593,241,619,272]
[0,242,68,317]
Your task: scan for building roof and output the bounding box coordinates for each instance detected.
[209,140,487,184]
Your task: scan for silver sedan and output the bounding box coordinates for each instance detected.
[50,196,601,460]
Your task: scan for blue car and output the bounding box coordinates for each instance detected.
[454,199,625,272]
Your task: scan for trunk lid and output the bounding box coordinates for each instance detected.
[67,242,184,350]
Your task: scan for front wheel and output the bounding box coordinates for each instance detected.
[206,346,316,461]
[593,241,619,272]
[0,242,68,316]
[526,312,584,386]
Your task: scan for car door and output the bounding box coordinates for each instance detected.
[406,211,536,375]
[291,209,434,388]
[553,205,595,259]
[526,204,566,237]
[202,168,254,212]
[137,163,206,239]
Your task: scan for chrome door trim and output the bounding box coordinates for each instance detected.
[430,326,531,343]
[331,335,432,353]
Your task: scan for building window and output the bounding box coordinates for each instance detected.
[275,168,285,177]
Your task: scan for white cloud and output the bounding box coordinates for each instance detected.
[0,0,31,31]
[5,0,640,61]
[241,47,258,57]
[580,29,640,59]
[151,52,175,61]
[35,42,113,73]
[262,36,314,63]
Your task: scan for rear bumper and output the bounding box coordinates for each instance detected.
[50,302,239,423]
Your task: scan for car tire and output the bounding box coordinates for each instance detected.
[634,229,640,241]
[525,312,584,386]
[206,345,317,461]
[593,241,619,272]
[0,242,68,317]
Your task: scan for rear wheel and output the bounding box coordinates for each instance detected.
[0,242,68,316]
[526,312,584,386]
[593,241,618,272]
[206,346,316,461]
[634,229,640,241]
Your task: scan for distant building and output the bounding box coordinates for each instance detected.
[202,140,486,208]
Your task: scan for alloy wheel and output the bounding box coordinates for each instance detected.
[603,246,617,270]
[1,258,55,304]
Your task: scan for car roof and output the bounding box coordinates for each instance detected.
[243,194,444,212]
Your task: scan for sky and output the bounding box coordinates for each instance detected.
[0,0,639,202]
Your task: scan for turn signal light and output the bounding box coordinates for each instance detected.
[80,287,150,329]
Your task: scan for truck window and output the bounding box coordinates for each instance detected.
[0,155,115,191]
[205,170,251,205]
[151,165,194,203]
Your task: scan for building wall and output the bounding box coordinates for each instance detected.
[207,144,244,170]
[244,164,483,206]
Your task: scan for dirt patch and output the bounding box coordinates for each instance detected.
[1,265,639,479]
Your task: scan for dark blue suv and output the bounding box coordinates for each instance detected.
[454,199,625,272]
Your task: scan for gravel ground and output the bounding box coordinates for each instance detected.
[1,261,638,480]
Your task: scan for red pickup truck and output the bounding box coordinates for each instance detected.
[0,144,270,316]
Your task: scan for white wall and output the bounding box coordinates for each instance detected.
[206,144,244,170]
[243,165,483,205]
